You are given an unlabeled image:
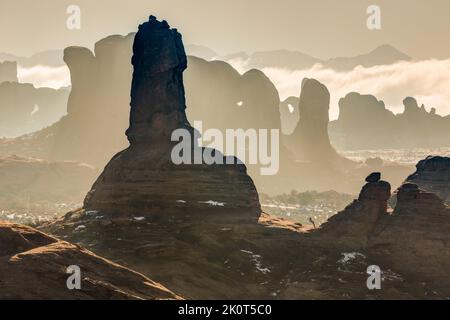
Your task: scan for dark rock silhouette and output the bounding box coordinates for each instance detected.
[306,170,450,291]
[406,156,450,204]
[83,16,260,221]
[0,61,18,83]
[370,183,450,288]
[0,222,179,299]
[313,175,391,249]
[366,172,381,183]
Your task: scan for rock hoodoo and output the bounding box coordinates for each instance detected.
[365,172,381,183]
[287,78,352,168]
[83,16,260,222]
[313,173,391,249]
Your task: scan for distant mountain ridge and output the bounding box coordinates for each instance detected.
[189,44,412,71]
[2,44,412,72]
[0,50,64,67]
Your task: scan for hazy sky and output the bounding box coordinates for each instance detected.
[1,0,449,59]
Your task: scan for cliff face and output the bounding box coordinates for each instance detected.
[406,156,450,205]
[83,16,260,221]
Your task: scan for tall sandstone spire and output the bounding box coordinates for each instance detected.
[83,16,260,222]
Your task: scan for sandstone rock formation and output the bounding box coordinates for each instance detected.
[286,78,351,168]
[312,176,391,250]
[185,57,281,135]
[370,183,450,289]
[405,156,450,204]
[329,93,450,150]
[0,35,133,164]
[0,82,69,137]
[0,61,18,83]
[83,16,260,221]
[306,171,450,292]
[45,169,450,299]
[41,17,450,300]
[0,222,179,299]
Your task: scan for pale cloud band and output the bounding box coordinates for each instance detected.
[17,58,450,120]
[228,58,450,120]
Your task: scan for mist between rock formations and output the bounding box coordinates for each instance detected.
[17,64,71,89]
[227,58,450,120]
[16,58,450,121]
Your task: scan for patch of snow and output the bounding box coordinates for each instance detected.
[176,200,187,203]
[382,269,403,282]
[338,252,366,264]
[74,225,86,232]
[133,216,146,221]
[241,249,271,274]
[199,200,225,207]
[85,210,99,216]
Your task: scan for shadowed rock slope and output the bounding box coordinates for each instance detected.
[0,222,179,300]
